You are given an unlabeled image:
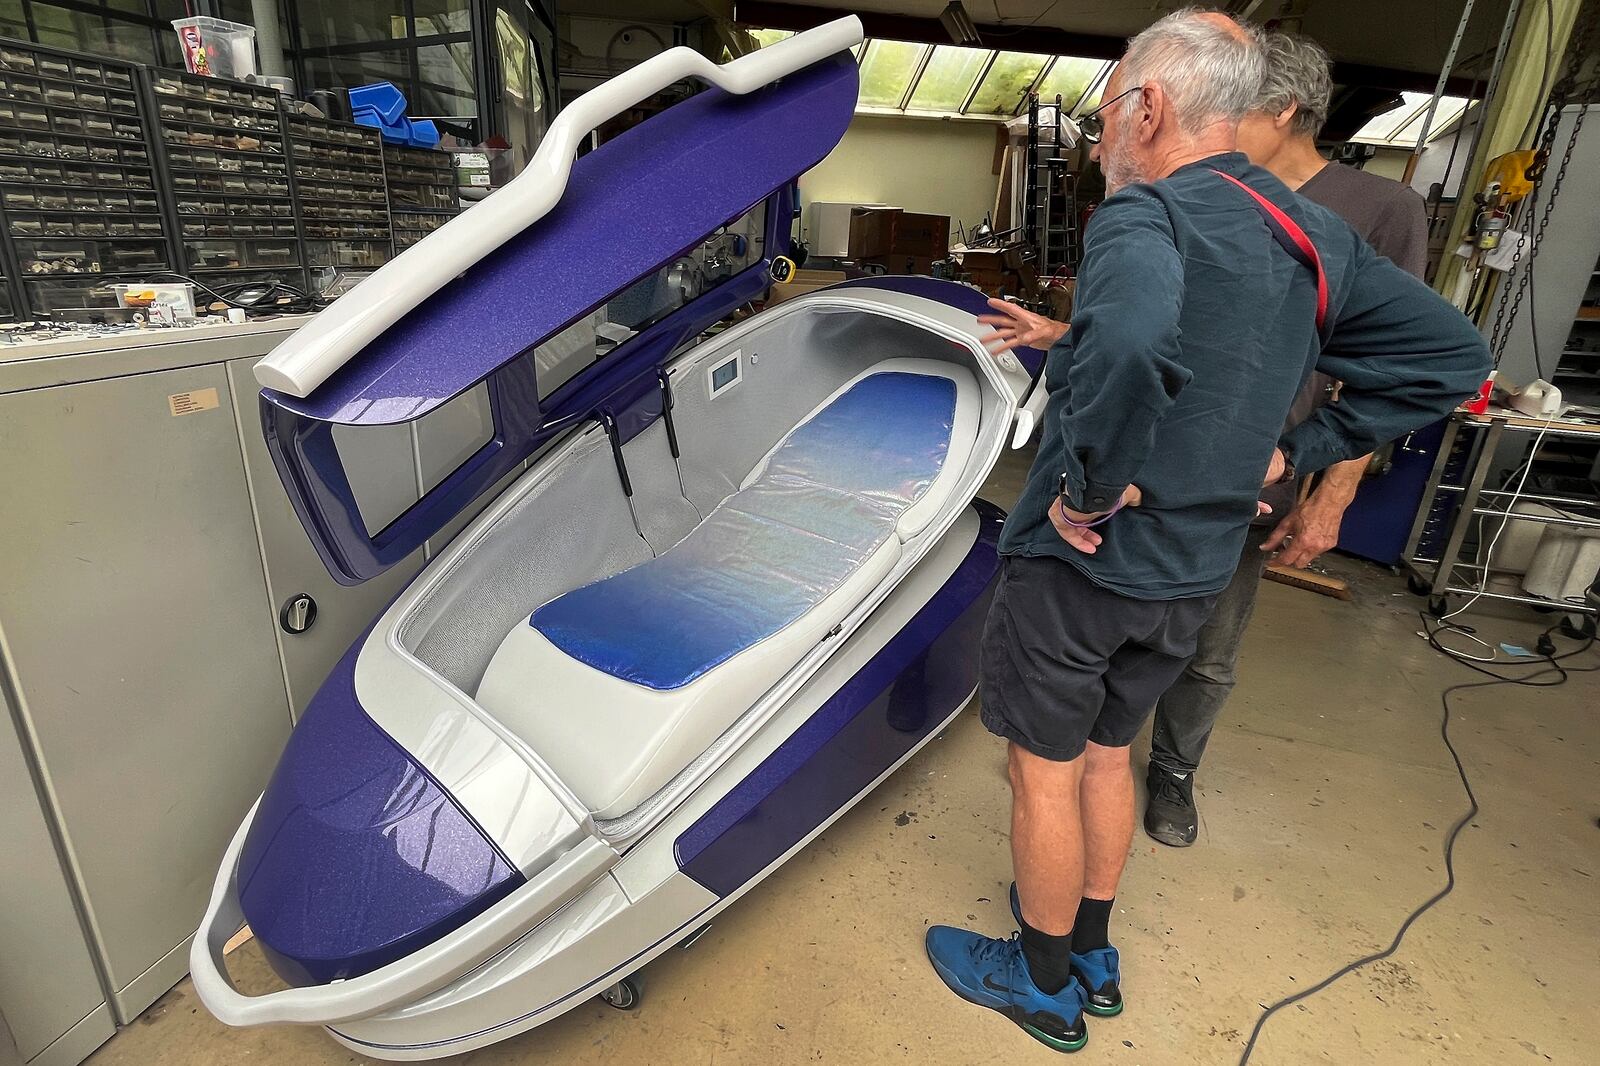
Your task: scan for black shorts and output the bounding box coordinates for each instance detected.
[980,554,1218,761]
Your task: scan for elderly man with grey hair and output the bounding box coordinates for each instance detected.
[925,10,1487,1052]
[1142,30,1432,849]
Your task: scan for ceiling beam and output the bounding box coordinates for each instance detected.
[732,2,1482,95]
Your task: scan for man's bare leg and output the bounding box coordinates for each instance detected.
[1009,741,1086,937]
[1081,740,1135,900]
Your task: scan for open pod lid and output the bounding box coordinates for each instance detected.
[255,17,863,426]
[255,18,863,584]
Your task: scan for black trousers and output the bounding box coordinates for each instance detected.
[1148,527,1272,776]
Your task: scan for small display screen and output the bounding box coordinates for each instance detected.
[711,358,739,392]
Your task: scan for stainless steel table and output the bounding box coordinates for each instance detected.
[1402,406,1600,619]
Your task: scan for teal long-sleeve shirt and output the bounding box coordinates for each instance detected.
[998,152,1490,599]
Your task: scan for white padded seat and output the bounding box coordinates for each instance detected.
[475,358,979,818]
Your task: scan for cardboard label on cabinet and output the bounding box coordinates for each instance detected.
[168,387,220,417]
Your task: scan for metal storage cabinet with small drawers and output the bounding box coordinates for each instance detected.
[0,43,174,321]
[0,319,504,1064]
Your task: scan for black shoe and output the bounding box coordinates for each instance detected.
[1143,765,1198,847]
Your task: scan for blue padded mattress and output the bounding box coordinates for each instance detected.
[529,371,958,690]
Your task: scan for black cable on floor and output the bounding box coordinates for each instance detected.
[1236,631,1596,1065]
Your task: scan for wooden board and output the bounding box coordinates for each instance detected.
[1264,563,1352,600]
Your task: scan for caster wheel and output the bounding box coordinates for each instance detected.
[1406,572,1431,596]
[1427,595,1450,618]
[599,975,643,1011]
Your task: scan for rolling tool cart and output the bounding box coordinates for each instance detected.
[382,142,459,251]
[1403,408,1600,624]
[283,109,394,291]
[142,67,305,291]
[0,42,174,321]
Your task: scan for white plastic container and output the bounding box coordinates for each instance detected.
[113,282,196,323]
[1523,522,1600,602]
[171,17,257,81]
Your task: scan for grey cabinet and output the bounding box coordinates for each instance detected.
[0,319,506,1064]
[0,362,293,1025]
[0,691,115,1066]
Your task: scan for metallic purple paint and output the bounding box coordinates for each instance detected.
[264,52,860,427]
[237,641,524,986]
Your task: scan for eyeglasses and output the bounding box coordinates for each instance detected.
[1076,85,1145,144]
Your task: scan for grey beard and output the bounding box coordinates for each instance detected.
[1101,139,1147,194]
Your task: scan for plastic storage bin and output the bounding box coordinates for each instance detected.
[112,282,197,321]
[171,17,257,81]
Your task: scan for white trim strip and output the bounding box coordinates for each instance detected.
[254,16,864,399]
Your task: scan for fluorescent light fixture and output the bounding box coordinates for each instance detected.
[940,2,982,46]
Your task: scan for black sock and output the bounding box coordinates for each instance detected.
[1072,897,1114,954]
[1018,913,1075,995]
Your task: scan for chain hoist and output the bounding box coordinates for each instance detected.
[1487,0,1600,360]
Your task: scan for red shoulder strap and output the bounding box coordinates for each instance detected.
[1210,169,1329,337]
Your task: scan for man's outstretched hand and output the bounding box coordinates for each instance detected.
[978,298,1069,356]
[1049,485,1143,554]
[1260,500,1339,569]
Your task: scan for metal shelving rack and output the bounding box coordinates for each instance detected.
[282,108,393,291]
[0,41,175,320]
[382,142,459,251]
[1403,409,1600,619]
[142,68,304,290]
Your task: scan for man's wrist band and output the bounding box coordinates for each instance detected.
[1057,493,1126,528]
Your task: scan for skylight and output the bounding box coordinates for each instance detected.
[746,30,1119,120]
[857,39,930,109]
[743,30,1477,141]
[1351,92,1475,147]
[906,45,989,111]
[966,51,1051,115]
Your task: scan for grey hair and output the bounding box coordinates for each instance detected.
[1116,7,1266,134]
[1255,31,1333,137]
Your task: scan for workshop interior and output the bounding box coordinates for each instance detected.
[1,2,1597,1065]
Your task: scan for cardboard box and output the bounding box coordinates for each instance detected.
[890,212,950,259]
[957,244,1026,273]
[767,268,847,305]
[848,206,902,259]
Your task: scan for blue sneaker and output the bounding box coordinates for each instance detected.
[1010,882,1124,1017]
[924,925,1088,1053]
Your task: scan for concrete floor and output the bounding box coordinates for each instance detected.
[88,447,1599,1066]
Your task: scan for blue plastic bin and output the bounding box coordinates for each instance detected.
[348,81,407,124]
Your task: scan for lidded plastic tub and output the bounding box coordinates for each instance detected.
[171,17,257,81]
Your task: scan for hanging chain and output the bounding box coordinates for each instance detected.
[1487,0,1600,358]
